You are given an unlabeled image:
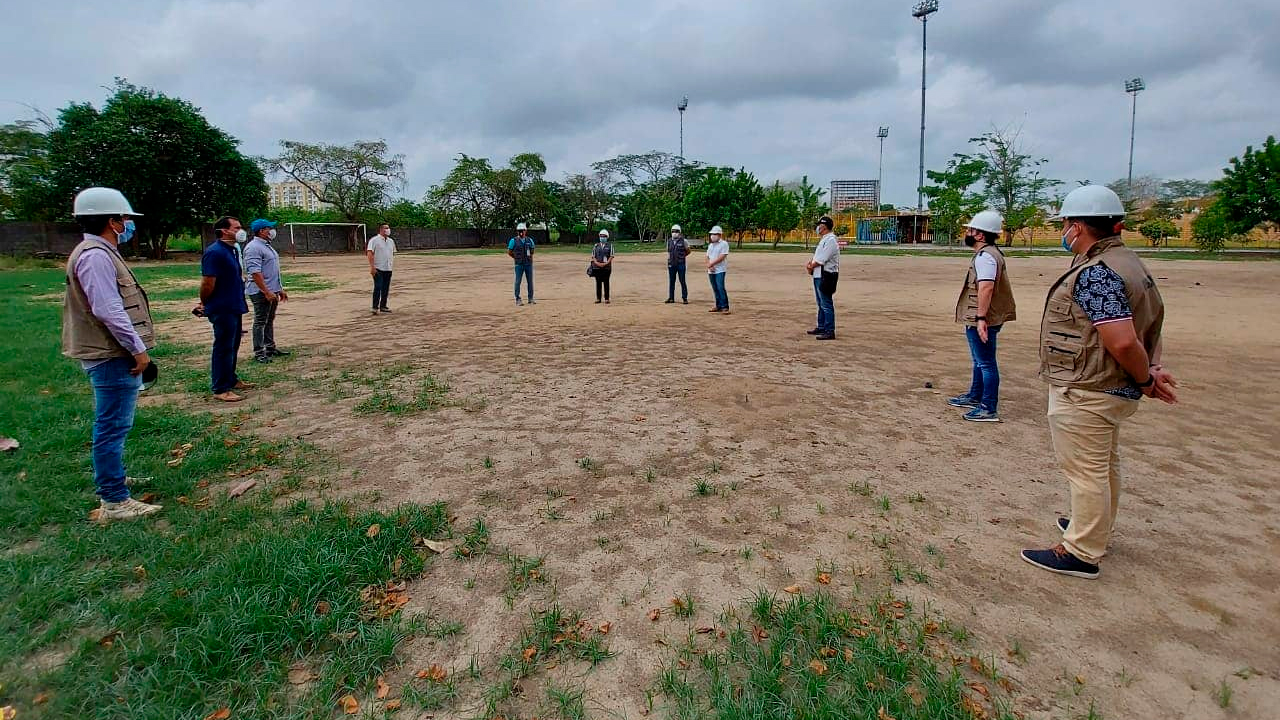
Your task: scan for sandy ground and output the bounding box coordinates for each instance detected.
[159,249,1280,719]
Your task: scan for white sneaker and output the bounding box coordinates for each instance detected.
[99,497,162,521]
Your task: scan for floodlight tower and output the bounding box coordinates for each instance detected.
[912,0,938,217]
[876,126,889,209]
[677,96,689,160]
[1125,77,1145,191]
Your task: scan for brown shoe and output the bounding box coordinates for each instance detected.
[233,380,255,390]
[213,391,244,403]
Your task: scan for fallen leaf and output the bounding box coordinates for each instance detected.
[181,443,194,451]
[166,457,183,467]
[366,524,381,538]
[894,612,905,620]
[384,698,401,711]
[196,480,209,489]
[375,676,390,699]
[287,664,314,685]
[843,648,854,662]
[420,538,450,554]
[819,646,837,658]
[961,694,989,719]
[1074,675,1086,685]
[203,709,231,720]
[877,707,896,720]
[426,664,447,682]
[223,438,239,448]
[783,585,802,594]
[598,622,612,634]
[781,654,792,668]
[924,621,939,635]
[670,596,685,610]
[808,659,828,675]
[315,601,331,616]
[969,682,991,698]
[816,573,831,585]
[88,508,104,522]
[329,631,356,642]
[751,625,769,643]
[133,565,147,581]
[521,646,537,662]
[228,479,257,498]
[647,608,661,622]
[338,694,359,715]
[139,492,159,504]
[33,692,49,705]
[633,415,647,422]
[99,630,121,647]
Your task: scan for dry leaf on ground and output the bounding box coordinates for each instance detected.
[420,538,450,553]
[783,585,802,594]
[816,573,831,585]
[877,707,896,720]
[647,608,661,622]
[751,625,769,642]
[695,626,715,634]
[1,707,14,720]
[365,523,381,538]
[808,659,828,675]
[375,676,390,699]
[416,664,447,682]
[383,699,401,711]
[598,622,612,634]
[33,693,49,705]
[338,695,359,715]
[315,601,331,616]
[203,709,231,720]
[98,630,121,647]
[522,646,537,661]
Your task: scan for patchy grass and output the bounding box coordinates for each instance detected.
[656,590,1016,720]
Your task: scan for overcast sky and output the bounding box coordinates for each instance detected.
[4,0,1278,207]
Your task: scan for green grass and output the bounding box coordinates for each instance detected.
[0,265,455,719]
[656,590,1016,720]
[352,373,450,415]
[481,605,612,719]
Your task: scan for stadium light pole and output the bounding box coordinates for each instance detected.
[912,0,938,243]
[677,96,689,160]
[877,126,889,210]
[1125,77,1145,193]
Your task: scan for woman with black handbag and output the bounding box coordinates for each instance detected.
[591,229,615,304]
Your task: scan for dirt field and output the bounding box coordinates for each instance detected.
[160,249,1280,719]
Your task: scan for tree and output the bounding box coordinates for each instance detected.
[427,154,502,242]
[10,80,267,257]
[793,176,830,249]
[264,139,405,249]
[553,172,613,244]
[1137,218,1180,247]
[0,118,52,220]
[969,129,1059,245]
[726,169,764,247]
[755,182,801,249]
[921,155,987,243]
[1160,179,1212,200]
[593,151,682,241]
[1191,199,1239,252]
[1212,135,1280,236]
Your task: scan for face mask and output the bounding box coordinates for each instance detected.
[234,229,248,243]
[1061,225,1075,253]
[118,219,135,244]
[964,234,976,248]
[267,228,277,240]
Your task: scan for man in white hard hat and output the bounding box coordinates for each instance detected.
[948,210,1016,422]
[665,224,691,304]
[705,225,730,313]
[366,223,395,313]
[1022,184,1177,580]
[591,228,615,303]
[62,187,162,521]
[507,222,535,306]
[805,215,840,340]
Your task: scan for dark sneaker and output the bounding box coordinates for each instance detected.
[1057,517,1070,533]
[948,395,980,408]
[1021,545,1099,579]
[254,355,272,364]
[708,307,721,313]
[815,333,836,340]
[963,407,1000,422]
[371,309,379,315]
[595,299,602,304]
[665,298,675,304]
[527,299,536,305]
[515,298,523,306]
[806,328,822,335]
[267,348,290,357]
[682,299,688,304]
[379,307,392,313]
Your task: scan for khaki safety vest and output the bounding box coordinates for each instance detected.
[955,245,1016,326]
[62,237,156,360]
[1039,236,1163,392]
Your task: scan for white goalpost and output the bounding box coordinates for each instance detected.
[282,222,366,260]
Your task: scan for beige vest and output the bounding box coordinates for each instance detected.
[1039,236,1164,391]
[955,245,1016,326]
[62,237,156,360]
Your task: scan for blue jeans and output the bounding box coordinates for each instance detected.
[85,357,142,503]
[208,312,243,394]
[372,269,392,310]
[708,272,728,309]
[514,262,534,300]
[668,263,688,301]
[965,324,1002,412]
[813,277,835,334]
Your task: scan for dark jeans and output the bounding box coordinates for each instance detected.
[208,312,243,394]
[513,262,533,300]
[85,357,141,503]
[249,293,278,357]
[595,268,612,301]
[372,270,392,310]
[965,324,1002,412]
[708,272,729,309]
[813,277,835,334]
[667,263,688,301]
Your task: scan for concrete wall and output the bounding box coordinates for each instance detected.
[199,225,551,255]
[0,222,83,256]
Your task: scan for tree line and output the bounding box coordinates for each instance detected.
[1,82,1274,256]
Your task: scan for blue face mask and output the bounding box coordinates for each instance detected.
[119,219,135,244]
[1060,224,1074,253]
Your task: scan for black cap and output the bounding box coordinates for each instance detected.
[818,216,834,229]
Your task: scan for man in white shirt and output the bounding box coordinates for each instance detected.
[805,216,840,340]
[704,225,730,313]
[366,223,396,314]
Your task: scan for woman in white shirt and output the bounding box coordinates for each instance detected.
[705,225,730,313]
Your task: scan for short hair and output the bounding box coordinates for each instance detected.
[213,216,238,233]
[1075,216,1125,237]
[379,223,390,229]
[77,215,117,235]
[979,229,999,244]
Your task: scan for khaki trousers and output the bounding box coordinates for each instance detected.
[1047,386,1140,564]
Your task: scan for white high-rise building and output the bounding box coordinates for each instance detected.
[268,181,332,211]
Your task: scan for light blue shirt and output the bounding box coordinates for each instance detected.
[243,237,282,295]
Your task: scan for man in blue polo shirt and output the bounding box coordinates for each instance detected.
[197,216,252,402]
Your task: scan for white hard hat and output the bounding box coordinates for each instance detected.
[1053,185,1125,220]
[516,222,527,231]
[964,210,1003,234]
[671,224,682,232]
[709,225,723,235]
[73,187,141,216]
[598,229,610,238]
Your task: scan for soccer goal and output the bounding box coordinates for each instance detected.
[281,222,366,259]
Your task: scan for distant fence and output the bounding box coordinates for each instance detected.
[0,222,83,256]
[199,225,550,255]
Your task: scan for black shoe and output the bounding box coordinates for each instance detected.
[665,298,675,304]
[595,299,602,304]
[379,307,392,313]
[815,333,836,340]
[806,328,822,335]
[682,299,688,304]
[1020,545,1099,579]
[267,348,290,357]
[254,355,272,364]
[1057,517,1070,533]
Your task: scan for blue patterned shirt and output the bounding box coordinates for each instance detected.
[1073,264,1141,399]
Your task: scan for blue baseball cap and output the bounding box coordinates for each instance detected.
[250,219,277,234]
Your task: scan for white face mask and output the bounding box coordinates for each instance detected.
[234,229,248,243]
[267,228,277,240]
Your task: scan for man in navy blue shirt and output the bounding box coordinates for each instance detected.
[197,216,252,402]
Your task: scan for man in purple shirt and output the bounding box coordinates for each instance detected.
[62,187,161,522]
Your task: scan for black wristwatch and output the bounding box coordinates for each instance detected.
[976,315,987,321]
[1136,375,1155,388]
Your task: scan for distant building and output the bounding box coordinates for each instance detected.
[268,180,332,212]
[830,180,881,212]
